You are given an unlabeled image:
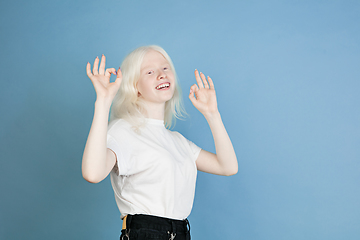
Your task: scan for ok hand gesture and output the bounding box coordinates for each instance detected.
[86,55,122,104]
[189,69,219,119]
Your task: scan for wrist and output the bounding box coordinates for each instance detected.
[95,98,113,110]
[204,110,221,122]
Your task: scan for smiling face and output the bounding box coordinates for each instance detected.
[137,50,176,107]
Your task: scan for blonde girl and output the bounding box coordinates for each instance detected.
[82,45,237,240]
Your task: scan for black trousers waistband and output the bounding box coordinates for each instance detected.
[121,214,191,240]
[125,214,190,233]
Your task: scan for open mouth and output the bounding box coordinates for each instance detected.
[155,82,170,90]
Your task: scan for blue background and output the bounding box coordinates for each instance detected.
[1,0,359,239]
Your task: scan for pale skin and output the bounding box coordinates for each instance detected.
[82,52,238,183]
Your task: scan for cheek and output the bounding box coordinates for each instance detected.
[136,79,145,91]
[168,71,175,80]
[137,79,152,95]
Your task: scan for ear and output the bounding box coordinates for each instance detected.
[135,82,141,97]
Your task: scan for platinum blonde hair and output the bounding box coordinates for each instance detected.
[110,45,186,129]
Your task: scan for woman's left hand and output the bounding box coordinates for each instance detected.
[189,69,219,118]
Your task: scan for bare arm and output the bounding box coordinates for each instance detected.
[82,55,122,183]
[189,70,238,176]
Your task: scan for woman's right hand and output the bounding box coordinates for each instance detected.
[86,55,122,104]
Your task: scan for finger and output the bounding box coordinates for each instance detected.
[200,72,209,89]
[189,91,195,102]
[190,83,199,93]
[208,76,215,89]
[189,84,197,93]
[189,87,196,102]
[194,69,204,89]
[86,62,93,78]
[105,68,116,77]
[93,56,99,75]
[99,54,106,75]
[115,67,122,83]
[189,84,199,99]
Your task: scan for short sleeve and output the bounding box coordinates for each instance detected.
[107,134,128,176]
[186,138,202,161]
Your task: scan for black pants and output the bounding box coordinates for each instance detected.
[120,214,191,240]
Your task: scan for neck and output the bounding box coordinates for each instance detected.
[143,102,166,120]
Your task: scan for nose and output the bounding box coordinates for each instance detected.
[158,69,167,80]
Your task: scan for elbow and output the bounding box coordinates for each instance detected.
[82,168,103,184]
[223,162,238,176]
[82,173,101,184]
[229,169,238,176]
[224,168,238,176]
[83,175,102,184]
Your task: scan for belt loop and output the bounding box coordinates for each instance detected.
[184,219,190,232]
[126,215,132,229]
[121,215,132,240]
[185,219,191,240]
[168,220,177,240]
[171,220,177,233]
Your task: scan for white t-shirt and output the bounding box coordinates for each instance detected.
[107,118,201,220]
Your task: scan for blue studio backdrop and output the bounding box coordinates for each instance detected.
[1,0,359,239]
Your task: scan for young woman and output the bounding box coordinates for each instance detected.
[82,45,238,240]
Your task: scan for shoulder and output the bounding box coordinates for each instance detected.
[108,118,129,129]
[167,130,190,144]
[107,119,136,139]
[167,129,202,158]
[108,119,131,132]
[167,129,183,138]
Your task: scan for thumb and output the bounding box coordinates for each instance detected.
[115,67,122,83]
[189,88,197,105]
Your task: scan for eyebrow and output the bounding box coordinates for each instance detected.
[140,65,152,72]
[140,62,171,72]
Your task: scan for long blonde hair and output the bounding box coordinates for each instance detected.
[110,45,186,129]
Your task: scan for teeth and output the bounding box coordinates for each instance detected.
[156,83,170,89]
